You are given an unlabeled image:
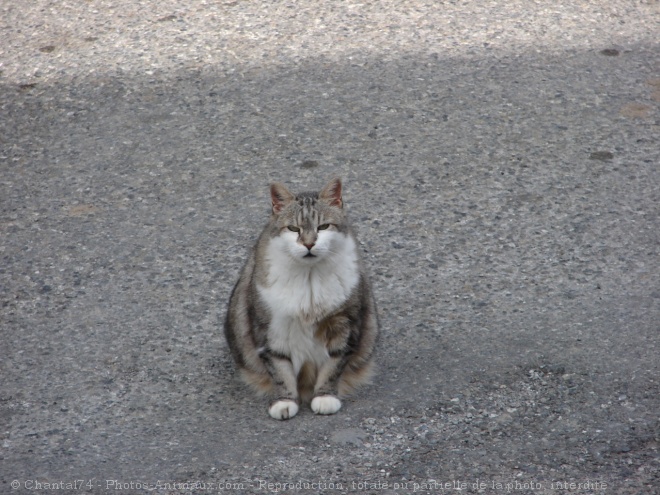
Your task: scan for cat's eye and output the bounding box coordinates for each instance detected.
[287,226,301,233]
[317,224,330,231]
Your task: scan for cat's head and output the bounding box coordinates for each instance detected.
[269,178,347,263]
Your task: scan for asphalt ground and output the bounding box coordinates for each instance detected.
[1,1,658,494]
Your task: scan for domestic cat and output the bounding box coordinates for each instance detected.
[224,178,378,420]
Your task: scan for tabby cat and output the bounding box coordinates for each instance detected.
[224,178,378,420]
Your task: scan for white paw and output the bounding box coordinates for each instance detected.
[268,400,299,420]
[311,395,342,415]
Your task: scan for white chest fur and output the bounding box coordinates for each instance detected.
[258,232,360,373]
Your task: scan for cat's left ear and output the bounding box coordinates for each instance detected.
[270,182,295,214]
[319,177,343,208]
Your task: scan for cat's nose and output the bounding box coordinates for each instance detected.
[303,242,315,250]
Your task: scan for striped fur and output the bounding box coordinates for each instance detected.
[224,178,379,419]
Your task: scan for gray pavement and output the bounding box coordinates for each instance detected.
[1,1,658,494]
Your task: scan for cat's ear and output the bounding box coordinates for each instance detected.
[319,177,343,208]
[270,182,295,214]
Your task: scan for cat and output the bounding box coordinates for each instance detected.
[224,177,379,420]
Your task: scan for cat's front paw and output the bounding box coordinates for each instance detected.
[311,395,342,415]
[268,399,299,420]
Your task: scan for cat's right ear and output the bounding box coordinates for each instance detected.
[270,182,295,214]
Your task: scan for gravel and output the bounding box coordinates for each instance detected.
[1,1,658,494]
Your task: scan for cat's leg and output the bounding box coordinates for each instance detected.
[263,352,300,420]
[312,315,352,415]
[311,356,345,415]
[312,313,357,415]
[312,304,378,415]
